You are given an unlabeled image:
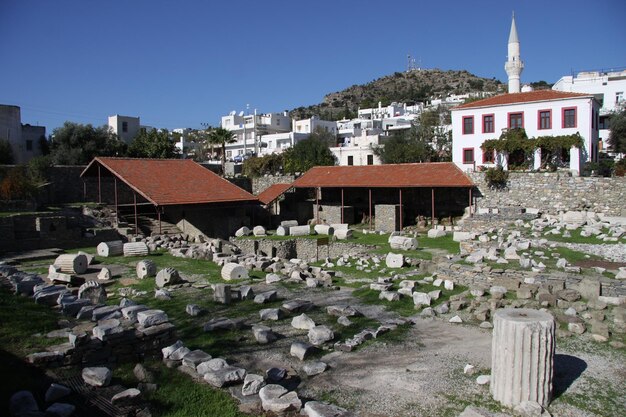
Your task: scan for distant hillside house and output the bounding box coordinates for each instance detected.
[0,104,46,164]
[451,90,601,175]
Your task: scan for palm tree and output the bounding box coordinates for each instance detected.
[207,127,237,174]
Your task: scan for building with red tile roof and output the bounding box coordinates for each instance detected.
[275,163,474,230]
[451,90,600,175]
[81,157,258,238]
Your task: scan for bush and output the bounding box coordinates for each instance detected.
[615,158,626,177]
[0,166,37,201]
[484,166,509,189]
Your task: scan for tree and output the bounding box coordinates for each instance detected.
[607,109,626,154]
[49,122,127,165]
[206,127,237,174]
[0,139,13,164]
[373,133,435,164]
[373,110,447,164]
[283,127,336,173]
[128,129,177,159]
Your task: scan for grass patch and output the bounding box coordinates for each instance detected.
[115,361,250,417]
[0,287,63,355]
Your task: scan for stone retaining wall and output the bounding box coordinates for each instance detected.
[235,237,377,262]
[469,172,626,216]
[252,175,296,195]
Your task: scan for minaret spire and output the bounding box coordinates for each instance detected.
[505,11,524,93]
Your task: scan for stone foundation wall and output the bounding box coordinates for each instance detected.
[469,172,626,216]
[235,237,377,262]
[0,213,119,254]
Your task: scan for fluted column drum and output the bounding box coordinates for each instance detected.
[491,308,555,408]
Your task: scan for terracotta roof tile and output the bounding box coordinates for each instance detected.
[257,183,293,205]
[292,163,474,188]
[454,90,594,110]
[81,158,256,206]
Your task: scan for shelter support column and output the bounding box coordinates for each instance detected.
[368,188,372,231]
[341,188,344,224]
[97,164,102,204]
[399,188,403,231]
[316,187,320,224]
[469,188,473,217]
[431,188,435,226]
[114,178,118,226]
[157,207,161,235]
[134,192,138,236]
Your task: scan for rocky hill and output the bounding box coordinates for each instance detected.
[290,69,505,120]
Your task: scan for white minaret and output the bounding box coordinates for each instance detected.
[504,12,524,94]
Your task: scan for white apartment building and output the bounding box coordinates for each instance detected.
[221,111,291,159]
[108,115,140,143]
[451,90,600,175]
[552,68,626,145]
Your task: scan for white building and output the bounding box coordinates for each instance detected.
[221,111,291,159]
[0,104,45,164]
[330,129,381,166]
[451,90,600,175]
[108,115,140,143]
[552,68,626,145]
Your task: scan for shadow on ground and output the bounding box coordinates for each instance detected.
[553,353,587,399]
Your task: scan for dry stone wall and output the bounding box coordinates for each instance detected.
[234,237,376,262]
[252,175,296,195]
[469,172,626,216]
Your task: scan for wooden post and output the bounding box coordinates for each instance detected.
[157,207,162,235]
[341,188,344,224]
[431,188,435,226]
[134,192,138,236]
[97,164,102,204]
[82,180,86,200]
[316,187,320,224]
[469,188,473,217]
[368,188,372,231]
[399,188,403,231]
[114,178,118,226]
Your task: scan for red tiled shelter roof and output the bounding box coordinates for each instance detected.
[257,183,293,205]
[454,90,594,110]
[81,157,256,206]
[292,163,474,188]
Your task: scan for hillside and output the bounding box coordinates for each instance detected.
[290,68,505,120]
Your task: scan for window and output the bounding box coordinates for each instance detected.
[538,110,551,130]
[462,148,474,164]
[226,151,232,158]
[347,156,354,166]
[26,140,33,151]
[563,107,577,128]
[599,115,609,130]
[367,154,374,165]
[616,91,624,105]
[122,121,128,132]
[482,149,494,163]
[462,116,474,134]
[482,114,494,133]
[508,112,523,129]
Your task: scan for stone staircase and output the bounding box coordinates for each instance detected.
[118,214,182,236]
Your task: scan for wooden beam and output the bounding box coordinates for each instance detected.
[341,188,344,224]
[97,164,101,204]
[399,188,403,231]
[134,192,138,236]
[431,188,435,226]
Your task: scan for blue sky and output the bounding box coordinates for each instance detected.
[1,0,624,133]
